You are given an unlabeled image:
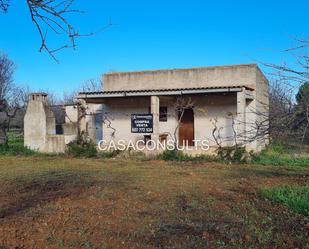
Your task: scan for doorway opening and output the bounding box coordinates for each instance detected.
[178,108,194,146]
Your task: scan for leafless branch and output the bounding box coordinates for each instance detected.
[1,0,112,62]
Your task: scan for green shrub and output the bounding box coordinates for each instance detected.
[0,130,39,156]
[157,150,213,162]
[264,140,309,154]
[217,146,247,163]
[67,143,97,158]
[7,131,24,146]
[66,133,97,158]
[261,186,309,216]
[0,144,38,156]
[233,146,247,162]
[252,144,309,167]
[269,140,286,154]
[158,150,183,161]
[250,140,309,167]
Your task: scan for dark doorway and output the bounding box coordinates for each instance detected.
[178,108,194,146]
[95,113,103,143]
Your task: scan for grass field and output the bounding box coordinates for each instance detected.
[0,156,308,249]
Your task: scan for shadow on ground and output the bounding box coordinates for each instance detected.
[0,171,95,219]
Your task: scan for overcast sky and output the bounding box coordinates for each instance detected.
[0,0,308,94]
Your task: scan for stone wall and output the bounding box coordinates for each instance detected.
[24,94,79,153]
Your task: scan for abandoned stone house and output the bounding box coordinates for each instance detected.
[23,93,102,153]
[24,64,269,154]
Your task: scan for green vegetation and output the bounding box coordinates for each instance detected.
[2,132,309,167]
[217,146,248,163]
[66,133,97,158]
[0,144,38,156]
[0,131,38,156]
[295,82,309,144]
[252,154,309,167]
[157,150,191,161]
[157,149,214,162]
[261,186,309,216]
[252,141,309,167]
[66,142,97,158]
[157,146,248,163]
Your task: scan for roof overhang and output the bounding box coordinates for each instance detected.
[78,86,254,100]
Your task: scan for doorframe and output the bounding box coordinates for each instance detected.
[178,107,195,146]
[94,112,103,143]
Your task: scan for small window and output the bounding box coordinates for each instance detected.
[159,107,168,122]
[144,135,151,144]
[56,124,64,135]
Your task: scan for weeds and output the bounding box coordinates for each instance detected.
[252,141,309,167]
[261,185,309,216]
[66,133,97,158]
[98,150,120,159]
[157,150,213,162]
[0,144,38,156]
[0,157,307,248]
[217,146,248,163]
[2,131,309,167]
[252,154,309,167]
[0,131,38,156]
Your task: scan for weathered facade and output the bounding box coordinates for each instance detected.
[24,93,78,153]
[78,64,269,153]
[24,64,269,154]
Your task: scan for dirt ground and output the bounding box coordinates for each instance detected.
[0,156,308,249]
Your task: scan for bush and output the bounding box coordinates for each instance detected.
[217,146,247,163]
[269,140,286,154]
[261,185,309,216]
[157,150,213,162]
[157,150,184,161]
[7,131,24,146]
[0,130,39,156]
[0,144,38,156]
[66,133,97,158]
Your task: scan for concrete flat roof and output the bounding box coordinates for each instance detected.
[104,63,259,76]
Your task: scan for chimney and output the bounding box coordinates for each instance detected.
[29,92,48,104]
[24,92,57,152]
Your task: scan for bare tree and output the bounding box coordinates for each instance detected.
[1,0,112,62]
[80,78,102,92]
[262,38,309,144]
[0,52,28,145]
[0,0,9,13]
[62,78,102,105]
[209,38,309,151]
[267,80,295,140]
[172,96,195,147]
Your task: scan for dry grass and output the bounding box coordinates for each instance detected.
[0,156,308,249]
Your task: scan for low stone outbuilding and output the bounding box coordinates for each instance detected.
[24,93,78,153]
